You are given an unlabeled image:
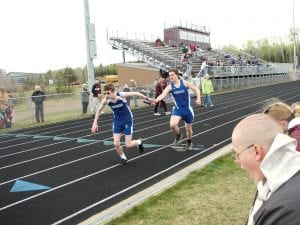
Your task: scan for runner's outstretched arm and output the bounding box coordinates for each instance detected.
[91,98,107,133]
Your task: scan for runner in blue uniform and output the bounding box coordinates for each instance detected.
[91,83,153,165]
[153,69,201,150]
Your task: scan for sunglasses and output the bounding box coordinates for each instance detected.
[104,92,111,95]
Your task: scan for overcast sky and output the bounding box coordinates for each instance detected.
[0,0,299,73]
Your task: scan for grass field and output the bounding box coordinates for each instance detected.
[104,154,255,225]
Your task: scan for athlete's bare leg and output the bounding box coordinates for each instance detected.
[113,133,124,156]
[125,135,140,148]
[170,115,181,135]
[185,123,193,139]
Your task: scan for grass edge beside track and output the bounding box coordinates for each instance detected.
[80,144,255,225]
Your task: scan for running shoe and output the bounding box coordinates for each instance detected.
[185,142,193,151]
[138,139,144,153]
[119,158,128,166]
[172,133,183,146]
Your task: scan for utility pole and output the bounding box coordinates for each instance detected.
[83,0,97,91]
[293,0,297,71]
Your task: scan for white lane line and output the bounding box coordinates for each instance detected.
[0,113,246,212]
[52,138,232,225]
[0,87,292,161]
[1,91,299,185]
[0,97,260,171]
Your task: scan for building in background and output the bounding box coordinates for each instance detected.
[163,25,210,50]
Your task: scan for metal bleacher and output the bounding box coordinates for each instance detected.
[109,37,182,72]
[108,36,290,87]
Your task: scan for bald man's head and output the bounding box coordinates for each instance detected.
[232,114,283,150]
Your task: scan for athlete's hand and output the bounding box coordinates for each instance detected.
[195,99,201,106]
[91,123,99,133]
[147,98,156,106]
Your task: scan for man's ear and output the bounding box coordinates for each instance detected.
[254,144,264,161]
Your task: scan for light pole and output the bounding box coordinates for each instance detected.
[293,0,297,71]
[83,0,97,91]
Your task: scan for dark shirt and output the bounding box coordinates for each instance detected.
[254,171,300,225]
[31,91,46,104]
[92,83,101,97]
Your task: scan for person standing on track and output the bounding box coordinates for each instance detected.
[154,76,170,116]
[91,83,154,165]
[152,68,201,150]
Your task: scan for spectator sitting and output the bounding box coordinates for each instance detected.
[155,38,164,47]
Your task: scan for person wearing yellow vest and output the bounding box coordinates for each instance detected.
[201,74,214,107]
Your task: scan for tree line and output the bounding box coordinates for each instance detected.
[22,64,117,92]
[224,28,300,64]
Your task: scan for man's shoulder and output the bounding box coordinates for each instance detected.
[259,172,300,210]
[254,173,300,224]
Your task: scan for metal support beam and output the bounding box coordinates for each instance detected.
[83,0,96,91]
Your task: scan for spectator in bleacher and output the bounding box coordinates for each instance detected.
[129,79,138,107]
[155,38,164,47]
[80,84,90,114]
[252,57,258,65]
[31,85,46,123]
[179,42,188,54]
[190,43,196,54]
[195,46,203,57]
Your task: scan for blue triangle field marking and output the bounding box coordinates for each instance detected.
[10,180,51,192]
[77,138,99,143]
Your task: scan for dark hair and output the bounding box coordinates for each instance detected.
[159,69,169,79]
[168,68,179,76]
[104,83,115,92]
